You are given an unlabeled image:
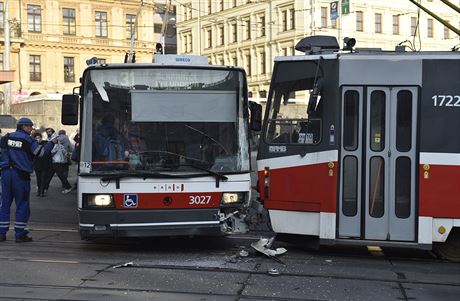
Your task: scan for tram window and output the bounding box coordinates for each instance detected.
[342,156,358,217]
[370,91,386,152]
[395,157,411,219]
[343,90,359,151]
[265,89,321,145]
[396,90,412,152]
[369,156,384,218]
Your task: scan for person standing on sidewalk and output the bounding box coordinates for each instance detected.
[32,131,52,197]
[50,132,73,194]
[0,118,57,242]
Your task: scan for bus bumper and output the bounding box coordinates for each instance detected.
[79,208,223,238]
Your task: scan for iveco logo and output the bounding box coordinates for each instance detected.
[176,57,191,62]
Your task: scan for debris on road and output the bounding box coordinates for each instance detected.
[112,262,134,269]
[268,267,281,276]
[239,249,249,257]
[251,237,287,257]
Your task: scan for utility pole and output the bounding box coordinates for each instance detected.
[198,0,201,55]
[128,0,144,63]
[3,0,11,114]
[161,0,172,55]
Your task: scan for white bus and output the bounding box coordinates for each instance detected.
[61,55,262,239]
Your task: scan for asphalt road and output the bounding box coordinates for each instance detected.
[0,165,458,301]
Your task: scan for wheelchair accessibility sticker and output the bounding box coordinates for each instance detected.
[123,194,138,208]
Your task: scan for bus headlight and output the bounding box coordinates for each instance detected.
[221,192,246,204]
[83,194,114,208]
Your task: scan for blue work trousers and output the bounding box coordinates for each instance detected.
[0,168,31,238]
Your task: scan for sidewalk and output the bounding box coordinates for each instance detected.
[28,163,79,228]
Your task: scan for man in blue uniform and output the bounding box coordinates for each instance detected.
[0,118,57,242]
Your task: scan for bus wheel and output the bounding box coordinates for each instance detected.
[433,228,460,262]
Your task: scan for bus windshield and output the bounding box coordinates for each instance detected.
[80,67,249,174]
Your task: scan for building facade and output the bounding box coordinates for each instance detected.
[0,0,176,113]
[176,0,460,100]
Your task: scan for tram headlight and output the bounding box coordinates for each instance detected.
[83,194,114,208]
[221,192,246,205]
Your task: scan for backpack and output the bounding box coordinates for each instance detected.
[102,136,125,162]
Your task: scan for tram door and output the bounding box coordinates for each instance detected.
[339,86,417,241]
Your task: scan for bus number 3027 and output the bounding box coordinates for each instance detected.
[189,195,211,205]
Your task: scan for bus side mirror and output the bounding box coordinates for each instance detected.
[61,94,79,125]
[249,101,262,132]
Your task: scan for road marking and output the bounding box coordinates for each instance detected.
[28,259,79,264]
[30,227,78,233]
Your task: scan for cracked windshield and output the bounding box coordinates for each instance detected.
[81,67,249,174]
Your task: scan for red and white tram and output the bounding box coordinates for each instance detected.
[257,36,460,261]
[62,55,261,239]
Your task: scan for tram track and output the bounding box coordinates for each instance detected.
[0,252,457,288]
[0,281,319,301]
[1,235,458,300]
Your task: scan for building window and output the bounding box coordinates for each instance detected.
[219,0,224,11]
[321,7,327,28]
[444,26,450,39]
[63,8,76,35]
[28,5,41,33]
[207,0,211,14]
[231,55,237,66]
[246,54,251,76]
[290,8,295,29]
[281,47,287,56]
[281,10,287,31]
[0,53,3,71]
[245,19,251,40]
[231,23,237,42]
[375,13,382,33]
[232,0,237,8]
[392,15,399,35]
[0,2,5,34]
[182,34,187,52]
[258,15,265,37]
[356,11,363,32]
[427,18,433,38]
[64,57,75,82]
[411,17,417,36]
[260,51,266,74]
[95,11,108,37]
[219,24,224,45]
[188,33,193,52]
[206,28,212,48]
[29,55,41,82]
[126,14,137,39]
[154,23,162,33]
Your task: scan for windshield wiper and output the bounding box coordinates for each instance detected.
[181,163,228,188]
[100,170,187,181]
[144,150,228,186]
[100,171,190,189]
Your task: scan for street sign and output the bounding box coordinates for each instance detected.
[342,0,350,15]
[330,1,338,20]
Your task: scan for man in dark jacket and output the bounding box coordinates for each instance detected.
[32,131,52,197]
[0,118,57,242]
